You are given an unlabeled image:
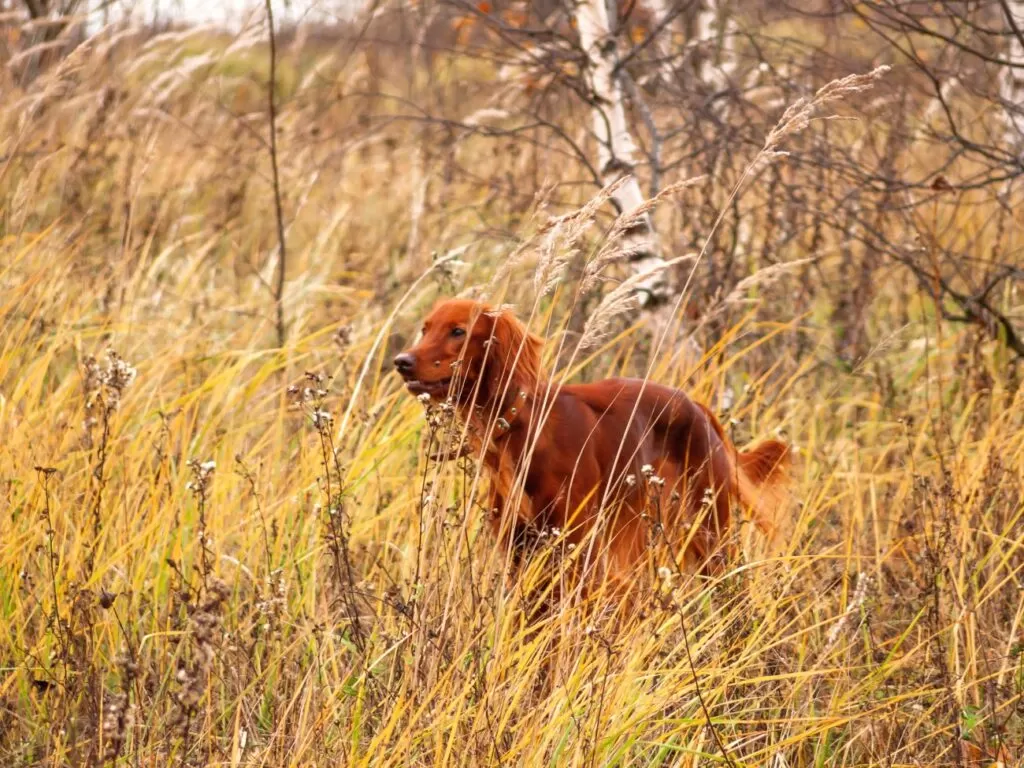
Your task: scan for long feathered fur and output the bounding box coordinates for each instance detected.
[696,401,791,539]
[486,307,545,398]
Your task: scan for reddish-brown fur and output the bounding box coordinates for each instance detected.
[394,299,790,587]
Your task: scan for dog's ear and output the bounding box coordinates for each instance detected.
[490,309,543,395]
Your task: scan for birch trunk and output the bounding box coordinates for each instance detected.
[689,0,737,97]
[1001,0,1024,151]
[642,0,737,101]
[575,0,669,305]
[641,0,686,86]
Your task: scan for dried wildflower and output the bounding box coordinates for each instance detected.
[82,349,138,426]
[289,373,330,403]
[186,458,216,496]
[171,576,231,729]
[101,691,131,761]
[699,487,716,512]
[334,324,353,348]
[255,570,287,637]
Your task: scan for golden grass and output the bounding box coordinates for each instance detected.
[0,17,1022,767]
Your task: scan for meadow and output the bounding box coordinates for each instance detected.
[0,6,1022,766]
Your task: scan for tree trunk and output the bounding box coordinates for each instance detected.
[639,0,685,86]
[1001,0,1024,151]
[642,0,737,103]
[575,0,670,306]
[688,0,737,98]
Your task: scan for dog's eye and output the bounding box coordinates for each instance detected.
[450,327,465,338]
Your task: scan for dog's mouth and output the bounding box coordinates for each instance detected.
[404,378,452,397]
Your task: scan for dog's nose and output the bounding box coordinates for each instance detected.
[393,352,415,375]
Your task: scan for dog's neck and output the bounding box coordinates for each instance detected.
[468,376,542,446]
[489,388,528,436]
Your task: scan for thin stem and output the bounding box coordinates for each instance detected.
[265,0,288,348]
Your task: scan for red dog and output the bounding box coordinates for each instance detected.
[394,299,790,585]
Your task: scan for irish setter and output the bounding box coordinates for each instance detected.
[394,298,790,588]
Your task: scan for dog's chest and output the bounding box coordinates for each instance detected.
[482,442,545,520]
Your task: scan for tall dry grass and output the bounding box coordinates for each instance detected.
[0,9,1022,767]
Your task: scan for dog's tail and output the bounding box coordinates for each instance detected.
[697,403,792,538]
[734,439,790,538]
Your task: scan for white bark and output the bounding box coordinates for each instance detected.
[575,0,669,305]
[641,0,737,102]
[641,0,686,86]
[690,0,737,96]
[1001,1,1024,151]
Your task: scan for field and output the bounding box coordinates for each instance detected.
[1,5,1023,766]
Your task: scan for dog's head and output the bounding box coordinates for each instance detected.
[393,299,542,404]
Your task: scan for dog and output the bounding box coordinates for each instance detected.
[394,298,790,589]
